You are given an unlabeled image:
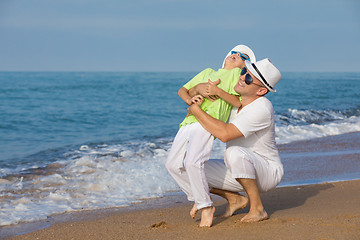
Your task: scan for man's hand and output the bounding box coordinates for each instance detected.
[191,95,204,105]
[187,95,204,116]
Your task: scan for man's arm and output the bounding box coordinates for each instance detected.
[188,103,244,142]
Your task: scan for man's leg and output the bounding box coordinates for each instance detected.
[223,147,277,222]
[210,188,249,217]
[236,178,268,222]
[205,158,267,221]
[205,159,249,217]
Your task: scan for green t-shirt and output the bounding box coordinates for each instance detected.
[180,68,241,127]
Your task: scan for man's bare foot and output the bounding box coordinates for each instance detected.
[190,203,198,219]
[222,194,249,218]
[240,210,268,223]
[199,206,215,227]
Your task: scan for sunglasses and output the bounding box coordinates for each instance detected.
[241,67,265,87]
[231,51,250,61]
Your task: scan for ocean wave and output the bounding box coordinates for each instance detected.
[0,140,179,226]
[276,110,360,144]
[276,107,360,126]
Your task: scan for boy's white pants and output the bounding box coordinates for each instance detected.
[166,122,214,210]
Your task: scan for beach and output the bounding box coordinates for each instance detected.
[2,131,360,240]
[5,180,360,240]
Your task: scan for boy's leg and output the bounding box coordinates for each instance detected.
[165,125,194,201]
[184,122,214,210]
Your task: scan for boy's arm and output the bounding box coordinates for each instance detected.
[188,83,208,98]
[178,87,193,106]
[188,80,241,108]
[206,79,242,108]
[188,82,220,102]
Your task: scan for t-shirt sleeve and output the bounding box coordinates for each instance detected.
[183,68,214,90]
[231,101,272,138]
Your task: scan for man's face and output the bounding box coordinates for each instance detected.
[234,68,265,95]
[224,52,247,69]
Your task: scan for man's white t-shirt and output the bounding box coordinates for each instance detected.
[226,97,282,166]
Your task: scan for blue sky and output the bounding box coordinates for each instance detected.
[0,0,359,72]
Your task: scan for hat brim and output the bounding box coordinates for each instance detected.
[245,60,276,92]
[221,45,256,68]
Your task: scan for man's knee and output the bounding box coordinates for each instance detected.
[224,147,257,179]
[225,147,250,167]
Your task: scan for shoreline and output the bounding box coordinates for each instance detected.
[1,131,360,239]
[4,179,360,240]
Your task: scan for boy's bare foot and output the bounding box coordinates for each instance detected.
[222,194,249,218]
[190,203,198,219]
[199,206,215,227]
[240,210,268,222]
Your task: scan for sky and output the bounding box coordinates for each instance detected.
[0,0,359,72]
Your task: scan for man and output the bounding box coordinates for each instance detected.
[187,58,284,225]
[166,45,256,227]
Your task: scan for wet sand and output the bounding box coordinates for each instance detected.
[2,132,360,240]
[278,131,360,185]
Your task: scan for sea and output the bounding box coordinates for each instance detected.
[0,71,360,227]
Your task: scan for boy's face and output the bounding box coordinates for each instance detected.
[224,53,246,69]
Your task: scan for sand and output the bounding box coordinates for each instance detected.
[4,180,359,240]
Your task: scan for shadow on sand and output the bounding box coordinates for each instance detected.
[210,182,334,226]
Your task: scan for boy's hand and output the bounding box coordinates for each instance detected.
[206,79,221,101]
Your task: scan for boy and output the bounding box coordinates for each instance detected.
[166,45,256,227]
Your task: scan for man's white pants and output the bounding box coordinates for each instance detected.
[166,122,214,210]
[204,146,284,193]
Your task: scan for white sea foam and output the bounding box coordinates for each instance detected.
[276,110,360,144]
[0,140,178,226]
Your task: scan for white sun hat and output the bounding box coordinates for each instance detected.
[221,44,256,68]
[245,58,281,93]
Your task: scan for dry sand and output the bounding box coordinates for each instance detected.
[6,180,360,240]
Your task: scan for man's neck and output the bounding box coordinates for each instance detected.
[239,95,262,109]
